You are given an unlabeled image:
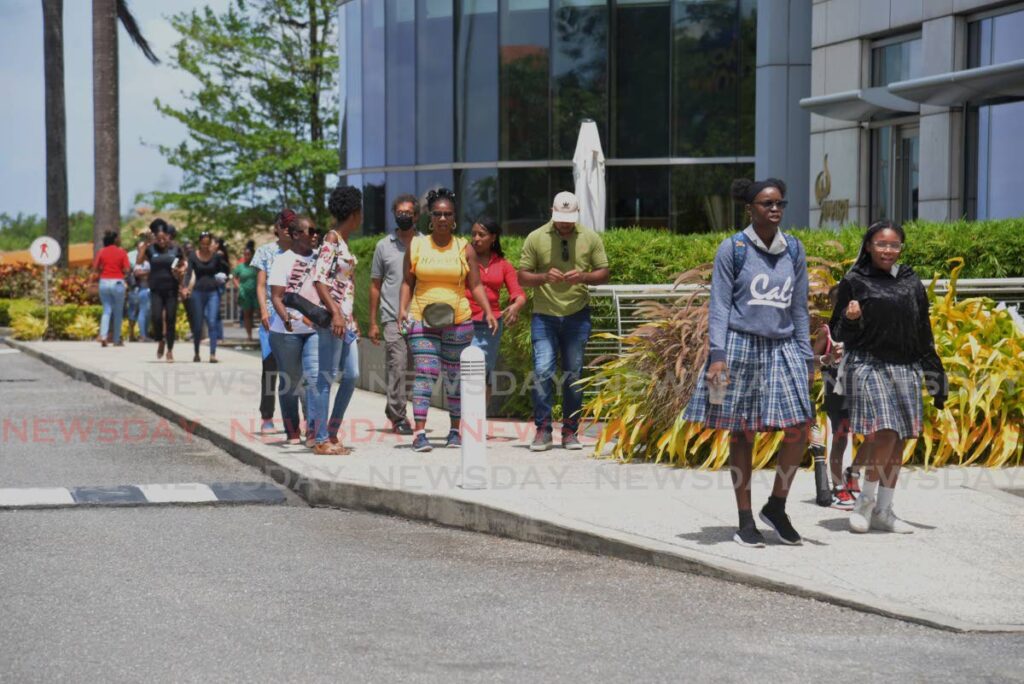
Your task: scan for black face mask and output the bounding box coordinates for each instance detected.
[395,214,415,231]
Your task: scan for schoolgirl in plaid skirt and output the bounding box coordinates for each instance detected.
[683,178,815,548]
[830,221,947,535]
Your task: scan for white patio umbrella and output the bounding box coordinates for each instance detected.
[572,119,606,232]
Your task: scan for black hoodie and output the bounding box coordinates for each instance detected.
[830,260,947,407]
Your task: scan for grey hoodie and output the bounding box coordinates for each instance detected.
[707,226,813,369]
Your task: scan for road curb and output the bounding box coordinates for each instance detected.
[6,337,1022,635]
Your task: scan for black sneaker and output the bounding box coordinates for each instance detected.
[759,505,803,546]
[393,420,414,436]
[733,525,766,548]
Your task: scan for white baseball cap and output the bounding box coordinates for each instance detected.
[551,191,580,223]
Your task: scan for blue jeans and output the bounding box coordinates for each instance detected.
[471,318,504,373]
[99,279,126,343]
[316,329,360,444]
[531,307,592,433]
[191,289,221,356]
[135,286,150,339]
[269,331,319,439]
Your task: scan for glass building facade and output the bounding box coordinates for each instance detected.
[338,0,757,234]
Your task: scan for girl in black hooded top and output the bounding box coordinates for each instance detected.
[830,221,946,535]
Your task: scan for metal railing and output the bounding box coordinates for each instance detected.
[585,278,1024,360]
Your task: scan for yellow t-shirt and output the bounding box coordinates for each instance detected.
[409,235,472,324]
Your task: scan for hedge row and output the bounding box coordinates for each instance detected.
[346,218,1024,416]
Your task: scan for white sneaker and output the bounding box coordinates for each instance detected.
[849,494,875,533]
[871,506,914,534]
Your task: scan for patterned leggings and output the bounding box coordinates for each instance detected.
[408,321,474,422]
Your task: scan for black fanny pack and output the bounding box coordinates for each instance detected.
[283,292,332,329]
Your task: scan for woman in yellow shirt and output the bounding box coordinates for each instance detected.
[399,187,497,452]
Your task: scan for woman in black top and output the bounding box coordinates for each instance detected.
[143,220,185,362]
[182,231,230,363]
[830,221,947,534]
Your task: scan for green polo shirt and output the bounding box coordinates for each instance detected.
[519,221,609,317]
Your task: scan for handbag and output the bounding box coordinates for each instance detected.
[421,302,456,328]
[283,292,332,329]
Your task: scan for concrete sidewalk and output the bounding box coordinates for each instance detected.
[5,339,1023,633]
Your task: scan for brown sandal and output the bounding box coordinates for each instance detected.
[312,442,352,456]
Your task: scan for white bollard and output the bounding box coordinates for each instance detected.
[459,344,488,489]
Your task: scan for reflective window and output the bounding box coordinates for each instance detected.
[417,0,455,164]
[964,8,1024,220]
[608,166,670,229]
[967,101,1024,219]
[969,7,1024,67]
[362,0,386,168]
[457,168,499,231]
[385,171,417,233]
[871,36,922,87]
[344,1,362,169]
[552,0,608,159]
[500,0,551,160]
[614,0,671,158]
[363,173,387,235]
[670,164,753,233]
[500,168,550,234]
[672,0,756,157]
[386,0,417,165]
[457,0,500,162]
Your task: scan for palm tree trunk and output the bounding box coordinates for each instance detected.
[92,0,119,251]
[308,0,326,227]
[42,0,69,268]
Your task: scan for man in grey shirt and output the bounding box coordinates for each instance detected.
[368,194,419,435]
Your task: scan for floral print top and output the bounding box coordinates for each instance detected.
[312,231,358,333]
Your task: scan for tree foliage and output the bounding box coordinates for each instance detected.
[148,0,339,234]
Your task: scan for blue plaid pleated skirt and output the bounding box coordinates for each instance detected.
[845,349,923,439]
[684,330,812,432]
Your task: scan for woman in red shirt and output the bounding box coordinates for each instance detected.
[466,217,526,403]
[92,230,131,346]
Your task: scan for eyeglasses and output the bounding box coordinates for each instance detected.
[754,200,788,210]
[431,211,454,219]
[561,239,570,261]
[871,241,903,252]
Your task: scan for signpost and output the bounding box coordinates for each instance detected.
[30,236,61,331]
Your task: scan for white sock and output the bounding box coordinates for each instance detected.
[876,486,895,511]
[861,479,879,500]
[415,429,426,437]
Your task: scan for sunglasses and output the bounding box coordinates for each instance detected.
[754,200,788,210]
[431,211,454,219]
[198,231,213,239]
[561,239,570,261]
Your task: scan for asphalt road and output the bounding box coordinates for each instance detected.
[2,345,1023,683]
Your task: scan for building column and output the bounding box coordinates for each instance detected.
[755,0,812,229]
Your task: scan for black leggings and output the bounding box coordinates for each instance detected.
[150,289,178,350]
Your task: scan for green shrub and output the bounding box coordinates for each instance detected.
[0,298,41,327]
[11,313,46,340]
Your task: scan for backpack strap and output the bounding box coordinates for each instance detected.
[731,232,748,280]
[733,231,801,280]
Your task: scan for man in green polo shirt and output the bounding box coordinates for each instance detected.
[518,191,610,451]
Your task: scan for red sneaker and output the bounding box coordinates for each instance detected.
[844,467,861,494]
[831,487,856,511]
